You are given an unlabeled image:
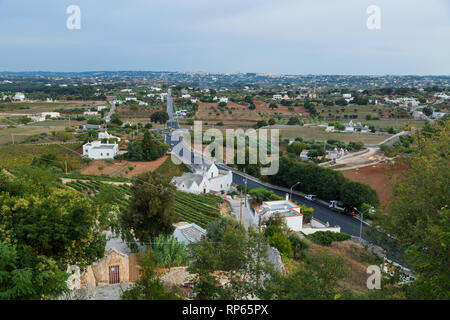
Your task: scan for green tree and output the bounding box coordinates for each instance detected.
[121,171,177,245]
[188,218,271,300]
[150,111,169,124]
[374,119,450,299]
[0,168,106,299]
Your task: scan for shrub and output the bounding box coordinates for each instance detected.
[268,232,293,258]
[150,235,189,268]
[287,233,309,260]
[263,225,284,239]
[307,231,351,246]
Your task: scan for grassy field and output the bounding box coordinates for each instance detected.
[0,143,84,170]
[0,127,66,145]
[0,101,102,114]
[277,127,389,144]
[362,119,427,129]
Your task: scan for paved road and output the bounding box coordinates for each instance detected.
[105,100,116,123]
[165,134,370,240]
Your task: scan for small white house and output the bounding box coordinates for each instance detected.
[97,106,107,111]
[171,162,232,194]
[30,115,45,122]
[219,97,228,103]
[254,194,341,234]
[13,92,25,101]
[255,195,303,232]
[83,141,118,159]
[41,112,60,119]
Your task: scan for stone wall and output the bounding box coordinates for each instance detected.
[91,249,130,284]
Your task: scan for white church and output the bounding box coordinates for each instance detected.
[171,162,233,194]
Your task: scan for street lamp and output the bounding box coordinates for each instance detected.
[359,206,371,242]
[290,181,301,201]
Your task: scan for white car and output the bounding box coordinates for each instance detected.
[304,194,317,201]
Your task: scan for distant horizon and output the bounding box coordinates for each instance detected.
[1,0,449,75]
[1,70,449,77]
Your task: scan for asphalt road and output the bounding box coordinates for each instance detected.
[164,132,370,240]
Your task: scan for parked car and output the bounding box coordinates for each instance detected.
[329,200,359,216]
[304,194,317,201]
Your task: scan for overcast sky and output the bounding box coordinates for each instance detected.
[0,0,449,74]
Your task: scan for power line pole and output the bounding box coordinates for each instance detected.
[244,177,248,207]
[239,198,243,225]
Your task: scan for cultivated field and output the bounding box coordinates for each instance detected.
[0,143,84,170]
[0,101,102,115]
[277,127,389,144]
[0,127,65,145]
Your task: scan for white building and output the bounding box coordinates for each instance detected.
[83,111,99,116]
[254,194,341,234]
[98,131,121,142]
[272,94,283,100]
[13,92,25,101]
[171,162,233,194]
[173,222,206,245]
[41,112,60,119]
[181,94,191,99]
[97,106,107,111]
[219,97,228,103]
[30,115,45,122]
[83,141,118,159]
[255,195,303,232]
[434,92,450,100]
[432,112,447,119]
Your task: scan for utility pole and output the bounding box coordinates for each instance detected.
[65,160,68,174]
[244,177,248,207]
[239,198,243,225]
[359,208,365,242]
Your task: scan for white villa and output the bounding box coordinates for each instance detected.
[83,140,118,159]
[13,92,25,101]
[171,162,232,194]
[41,112,60,119]
[254,194,341,234]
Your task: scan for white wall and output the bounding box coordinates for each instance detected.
[285,216,303,232]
